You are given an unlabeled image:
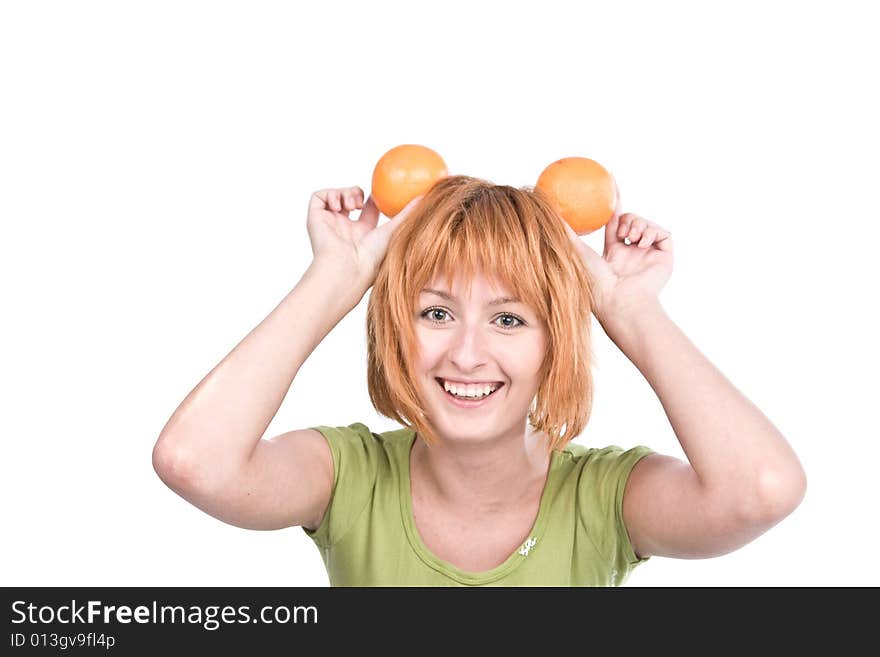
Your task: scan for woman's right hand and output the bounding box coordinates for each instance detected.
[306,186,424,288]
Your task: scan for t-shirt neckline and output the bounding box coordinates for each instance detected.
[398,430,561,586]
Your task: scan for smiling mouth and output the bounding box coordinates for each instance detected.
[435,378,504,401]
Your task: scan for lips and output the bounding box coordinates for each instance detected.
[435,378,504,406]
[435,377,504,388]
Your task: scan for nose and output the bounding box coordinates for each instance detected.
[446,324,492,372]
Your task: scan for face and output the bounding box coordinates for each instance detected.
[414,270,548,446]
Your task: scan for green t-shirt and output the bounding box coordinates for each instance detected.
[302,422,654,586]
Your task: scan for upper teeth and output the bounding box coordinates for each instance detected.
[442,380,499,398]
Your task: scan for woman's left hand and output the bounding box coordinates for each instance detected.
[564,190,674,325]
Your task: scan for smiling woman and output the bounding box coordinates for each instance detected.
[366,175,596,452]
[154,173,804,587]
[295,174,660,582]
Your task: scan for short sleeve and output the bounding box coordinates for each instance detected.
[301,422,381,549]
[577,444,656,584]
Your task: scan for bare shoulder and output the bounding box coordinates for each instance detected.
[223,428,333,531]
[622,452,703,559]
[622,452,776,560]
[258,428,333,530]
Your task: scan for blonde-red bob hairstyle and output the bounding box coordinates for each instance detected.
[366,175,596,453]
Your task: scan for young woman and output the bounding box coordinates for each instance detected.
[153,175,806,586]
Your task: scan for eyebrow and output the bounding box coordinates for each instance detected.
[420,288,523,306]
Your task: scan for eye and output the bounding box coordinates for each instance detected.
[496,313,525,329]
[419,307,526,330]
[422,307,450,323]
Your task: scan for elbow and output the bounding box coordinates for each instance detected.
[152,436,201,491]
[750,461,808,522]
[152,435,234,496]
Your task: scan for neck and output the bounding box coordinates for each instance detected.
[410,424,553,515]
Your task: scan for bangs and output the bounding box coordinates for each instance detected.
[366,175,596,453]
[404,180,551,321]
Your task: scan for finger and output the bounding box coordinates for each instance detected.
[397,194,425,218]
[326,189,342,212]
[605,190,622,252]
[343,187,365,212]
[617,213,633,240]
[627,217,646,243]
[576,239,607,276]
[358,195,380,230]
[337,187,364,214]
[654,230,674,253]
[309,189,333,213]
[638,227,657,249]
[376,194,425,238]
[311,188,360,214]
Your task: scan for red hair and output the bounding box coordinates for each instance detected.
[366,175,596,452]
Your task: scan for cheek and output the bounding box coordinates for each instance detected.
[500,333,545,361]
[413,324,547,373]
[413,327,442,363]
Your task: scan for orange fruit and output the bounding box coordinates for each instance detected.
[371,144,448,217]
[535,157,617,235]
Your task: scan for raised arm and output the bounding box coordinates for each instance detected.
[606,300,807,558]
[152,256,365,529]
[152,187,422,530]
[566,207,806,559]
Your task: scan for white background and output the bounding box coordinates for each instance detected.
[2,1,877,587]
